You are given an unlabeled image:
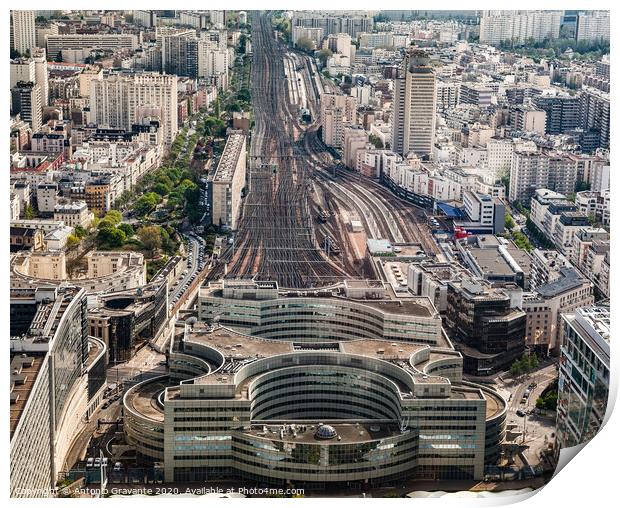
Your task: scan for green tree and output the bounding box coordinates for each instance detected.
[138,225,163,258]
[74,225,87,238]
[97,227,126,248]
[23,204,36,219]
[237,88,251,102]
[104,209,122,226]
[117,223,135,237]
[135,192,161,216]
[505,214,516,231]
[296,37,314,52]
[368,134,384,149]
[66,235,80,249]
[97,218,116,230]
[510,360,523,377]
[153,182,171,196]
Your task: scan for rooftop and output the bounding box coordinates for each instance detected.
[211,131,245,183]
[536,267,587,298]
[10,353,45,437]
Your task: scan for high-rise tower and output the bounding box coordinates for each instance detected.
[391,49,437,158]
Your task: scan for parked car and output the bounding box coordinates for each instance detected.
[114,462,122,472]
[516,409,526,417]
[86,458,94,468]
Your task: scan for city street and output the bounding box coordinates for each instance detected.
[495,362,559,466]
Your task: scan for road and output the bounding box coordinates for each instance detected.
[168,233,206,304]
[494,362,559,467]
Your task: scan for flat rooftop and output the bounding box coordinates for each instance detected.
[212,132,245,183]
[202,282,437,318]
[467,248,516,276]
[10,354,45,437]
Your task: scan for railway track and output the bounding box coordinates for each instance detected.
[209,12,347,288]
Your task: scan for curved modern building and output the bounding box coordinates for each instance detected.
[125,319,507,487]
[198,279,444,346]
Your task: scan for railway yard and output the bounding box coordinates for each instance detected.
[209,12,442,288]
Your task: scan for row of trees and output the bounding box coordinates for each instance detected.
[510,353,539,377]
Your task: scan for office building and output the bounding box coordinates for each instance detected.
[206,131,246,230]
[134,10,159,28]
[124,296,508,484]
[10,58,35,89]
[509,152,578,205]
[88,280,168,363]
[460,84,493,107]
[10,286,105,497]
[161,30,199,78]
[392,50,437,158]
[445,278,526,375]
[510,106,546,135]
[579,88,610,150]
[199,279,444,346]
[533,95,581,135]
[455,235,531,289]
[555,307,609,457]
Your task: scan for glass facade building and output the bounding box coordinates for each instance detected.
[555,307,610,455]
[124,320,507,487]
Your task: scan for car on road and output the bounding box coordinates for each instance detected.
[87,457,94,468]
[114,462,122,472]
[516,409,526,417]
[158,360,167,366]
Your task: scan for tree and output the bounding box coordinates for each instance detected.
[74,225,87,238]
[153,182,171,196]
[135,192,161,216]
[368,134,384,149]
[237,88,251,102]
[104,209,122,226]
[66,235,80,249]
[215,98,221,118]
[226,102,242,113]
[23,204,36,220]
[117,223,135,237]
[97,218,116,230]
[505,214,515,231]
[97,227,126,248]
[510,360,523,377]
[138,225,163,258]
[317,48,333,67]
[296,37,314,52]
